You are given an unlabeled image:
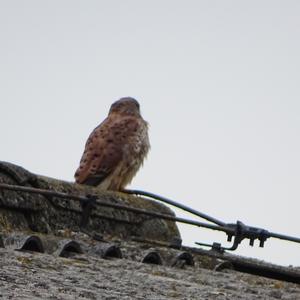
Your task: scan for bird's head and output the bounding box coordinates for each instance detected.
[109,97,141,116]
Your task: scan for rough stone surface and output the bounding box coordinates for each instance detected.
[0,161,180,243]
[0,247,299,300]
[0,161,299,299]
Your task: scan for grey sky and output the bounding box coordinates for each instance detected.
[1,1,299,266]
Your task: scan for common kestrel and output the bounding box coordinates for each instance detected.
[74,97,150,191]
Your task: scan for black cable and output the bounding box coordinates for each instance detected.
[125,189,226,226]
[0,183,299,249]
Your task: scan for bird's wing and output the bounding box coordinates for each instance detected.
[74,116,139,186]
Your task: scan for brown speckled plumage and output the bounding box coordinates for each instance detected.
[74,97,150,190]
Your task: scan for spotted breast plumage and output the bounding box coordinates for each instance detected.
[74,97,150,191]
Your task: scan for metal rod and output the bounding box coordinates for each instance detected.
[0,183,299,247]
[124,189,226,226]
[269,231,300,244]
[0,183,232,234]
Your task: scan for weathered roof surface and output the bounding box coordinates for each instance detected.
[0,161,299,299]
[0,161,179,244]
[1,238,299,300]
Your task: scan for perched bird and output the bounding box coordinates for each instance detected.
[74,97,150,191]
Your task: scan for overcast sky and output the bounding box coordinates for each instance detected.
[1,1,299,266]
